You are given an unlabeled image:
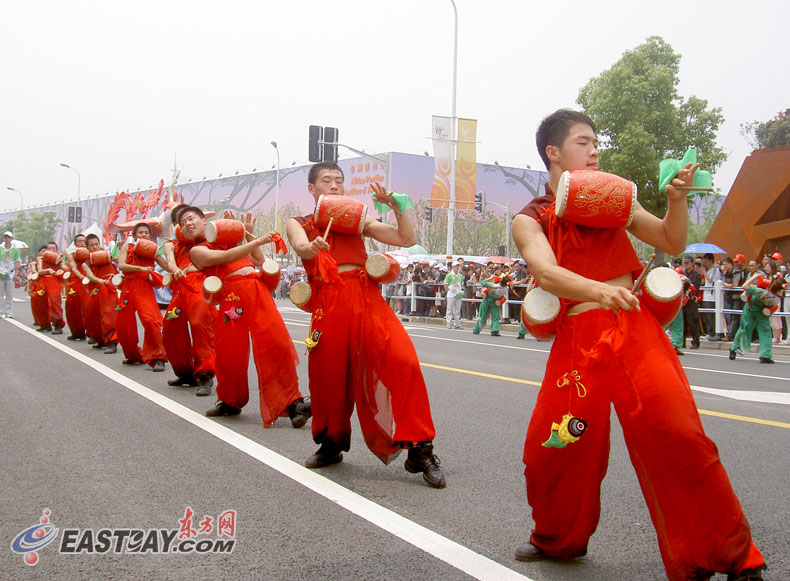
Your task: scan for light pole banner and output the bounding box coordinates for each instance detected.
[455,117,477,210]
[429,115,452,208]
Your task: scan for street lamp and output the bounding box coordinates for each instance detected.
[6,187,23,209]
[445,0,459,258]
[271,141,280,230]
[59,163,81,202]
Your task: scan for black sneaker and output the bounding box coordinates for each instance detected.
[305,442,343,469]
[689,343,700,349]
[515,542,584,562]
[404,441,446,488]
[151,359,166,372]
[103,342,117,354]
[727,564,766,580]
[759,357,775,364]
[36,326,52,333]
[516,333,526,340]
[195,372,214,397]
[729,350,737,360]
[490,331,501,337]
[206,401,242,417]
[87,337,97,345]
[67,335,78,341]
[674,347,684,356]
[122,359,144,365]
[287,397,312,428]
[168,375,197,387]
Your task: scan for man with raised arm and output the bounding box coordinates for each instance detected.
[511,109,764,581]
[286,161,445,488]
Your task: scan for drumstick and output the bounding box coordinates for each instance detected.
[323,217,334,239]
[631,254,656,294]
[526,275,535,292]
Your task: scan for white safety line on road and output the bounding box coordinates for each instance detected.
[3,318,533,581]
[691,386,790,405]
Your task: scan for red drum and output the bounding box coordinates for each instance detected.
[90,250,111,265]
[73,248,90,262]
[639,267,683,328]
[259,259,281,292]
[556,170,637,229]
[42,251,59,265]
[521,287,565,341]
[205,219,245,248]
[314,194,367,235]
[134,238,159,259]
[162,273,173,288]
[111,273,124,287]
[289,280,314,312]
[365,253,400,284]
[202,276,223,306]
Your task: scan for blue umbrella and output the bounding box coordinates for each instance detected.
[683,242,727,254]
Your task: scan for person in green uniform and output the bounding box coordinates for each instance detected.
[730,273,785,364]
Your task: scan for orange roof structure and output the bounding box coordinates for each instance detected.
[707,145,790,260]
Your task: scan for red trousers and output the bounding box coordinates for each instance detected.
[523,306,764,580]
[214,274,301,426]
[30,283,49,328]
[39,275,64,327]
[308,270,436,463]
[65,277,88,338]
[115,277,166,365]
[162,273,216,378]
[84,282,118,346]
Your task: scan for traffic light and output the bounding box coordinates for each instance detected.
[75,206,82,223]
[425,207,433,223]
[308,125,323,162]
[474,191,484,214]
[323,127,339,162]
[68,207,75,223]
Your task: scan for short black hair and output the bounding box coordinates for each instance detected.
[38,245,47,252]
[536,109,596,170]
[178,206,205,226]
[170,204,186,225]
[724,257,734,265]
[85,234,100,244]
[73,234,86,243]
[308,162,344,185]
[48,241,58,249]
[703,253,714,261]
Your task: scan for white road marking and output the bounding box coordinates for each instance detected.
[3,318,533,581]
[690,385,790,405]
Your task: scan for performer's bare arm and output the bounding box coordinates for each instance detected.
[36,256,56,276]
[363,183,417,248]
[81,262,108,285]
[65,253,82,278]
[512,214,638,311]
[286,218,329,260]
[118,243,153,274]
[189,234,274,270]
[627,162,698,255]
[163,242,186,278]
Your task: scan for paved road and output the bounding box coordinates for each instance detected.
[2,289,788,580]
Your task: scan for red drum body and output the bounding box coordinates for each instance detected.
[73,248,90,263]
[289,280,314,312]
[90,250,111,265]
[521,287,565,341]
[205,219,245,248]
[43,251,59,265]
[134,238,158,259]
[202,276,223,306]
[556,170,637,229]
[314,194,367,235]
[365,253,400,284]
[639,267,683,328]
[259,259,281,292]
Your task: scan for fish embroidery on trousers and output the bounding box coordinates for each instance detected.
[223,306,243,322]
[166,307,181,320]
[542,414,588,449]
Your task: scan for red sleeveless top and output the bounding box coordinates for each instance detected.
[295,214,368,280]
[518,185,642,282]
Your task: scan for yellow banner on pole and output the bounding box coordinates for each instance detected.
[455,118,477,210]
[430,116,452,208]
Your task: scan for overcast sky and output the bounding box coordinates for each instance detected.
[1,0,786,212]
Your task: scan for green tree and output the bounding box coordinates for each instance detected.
[740,109,790,149]
[577,36,726,218]
[2,211,61,259]
[411,202,508,257]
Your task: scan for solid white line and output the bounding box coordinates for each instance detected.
[3,318,532,581]
[690,385,790,405]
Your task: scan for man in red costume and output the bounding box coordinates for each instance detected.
[285,162,445,488]
[511,109,764,580]
[28,246,51,331]
[81,234,119,353]
[182,207,310,427]
[162,206,216,396]
[63,234,89,341]
[36,241,66,334]
[115,223,168,371]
